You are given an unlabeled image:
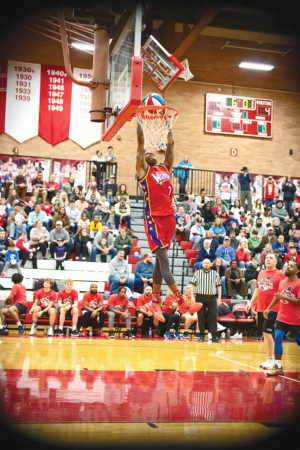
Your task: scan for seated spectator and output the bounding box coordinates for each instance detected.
[16,231,37,269]
[198,229,219,251]
[272,235,288,259]
[108,249,134,294]
[218,205,228,226]
[260,243,274,269]
[27,204,49,239]
[248,230,263,258]
[107,205,115,230]
[245,257,261,296]
[51,191,62,207]
[226,212,239,230]
[225,260,247,299]
[8,205,28,239]
[1,242,21,278]
[56,280,79,337]
[229,231,239,251]
[29,220,49,259]
[215,236,236,270]
[187,195,197,215]
[78,212,90,234]
[46,174,60,201]
[86,181,100,202]
[116,184,130,204]
[236,228,248,243]
[7,189,26,209]
[250,217,267,239]
[81,283,106,337]
[0,229,9,257]
[114,227,133,260]
[161,289,181,339]
[99,195,110,210]
[284,222,297,242]
[288,202,300,222]
[211,193,229,210]
[94,201,103,219]
[253,198,264,215]
[174,206,191,241]
[106,188,114,206]
[136,286,159,338]
[115,197,131,230]
[226,221,239,236]
[260,226,277,249]
[106,287,134,339]
[62,176,75,197]
[238,210,248,227]
[190,218,206,250]
[60,192,69,208]
[180,284,200,339]
[73,229,91,261]
[134,253,154,293]
[29,277,56,336]
[261,207,273,226]
[246,209,257,231]
[83,201,96,223]
[283,245,300,264]
[272,217,284,237]
[0,273,27,335]
[201,202,215,230]
[212,197,227,216]
[291,229,300,247]
[211,257,226,298]
[101,206,110,225]
[69,186,82,203]
[90,214,102,239]
[236,241,251,269]
[75,194,88,214]
[195,189,210,209]
[103,175,118,197]
[190,210,202,227]
[66,200,81,235]
[14,170,27,199]
[49,221,71,260]
[194,239,216,270]
[177,195,191,214]
[273,249,283,270]
[52,206,70,231]
[32,171,47,204]
[24,199,35,217]
[272,200,289,223]
[231,199,244,219]
[91,225,117,262]
[210,217,226,244]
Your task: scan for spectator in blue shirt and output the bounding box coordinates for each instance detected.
[174,155,193,198]
[27,204,49,239]
[194,240,216,270]
[210,217,226,244]
[215,236,236,270]
[272,235,288,259]
[225,211,239,230]
[238,167,253,213]
[1,242,21,278]
[133,253,154,293]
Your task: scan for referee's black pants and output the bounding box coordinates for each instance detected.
[196,294,218,338]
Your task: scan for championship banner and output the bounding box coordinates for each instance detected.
[0,60,7,135]
[68,68,101,148]
[38,65,72,145]
[52,159,86,190]
[0,155,50,192]
[5,61,41,143]
[215,171,239,205]
[250,174,263,203]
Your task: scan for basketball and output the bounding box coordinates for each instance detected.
[142,93,165,114]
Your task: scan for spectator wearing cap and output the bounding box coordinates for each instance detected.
[190,210,202,226]
[91,225,117,262]
[86,181,100,202]
[238,167,253,213]
[190,218,206,250]
[194,239,216,270]
[103,174,118,197]
[66,200,81,235]
[195,189,210,209]
[215,236,236,270]
[49,221,71,260]
[272,235,288,259]
[108,249,134,294]
[83,201,96,223]
[272,199,289,223]
[104,146,118,164]
[134,253,154,293]
[75,194,88,214]
[115,197,131,230]
[260,226,277,248]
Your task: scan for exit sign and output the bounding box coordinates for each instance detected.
[230,148,238,157]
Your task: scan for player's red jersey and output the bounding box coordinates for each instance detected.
[256,269,285,312]
[162,295,177,314]
[82,291,103,310]
[138,163,174,217]
[58,289,78,305]
[137,293,153,307]
[277,278,300,325]
[106,294,129,311]
[36,288,56,308]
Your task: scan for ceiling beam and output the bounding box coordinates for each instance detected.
[173,1,225,60]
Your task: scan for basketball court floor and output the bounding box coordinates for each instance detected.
[0,333,299,447]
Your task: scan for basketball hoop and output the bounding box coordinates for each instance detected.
[134,105,179,152]
[178,59,194,81]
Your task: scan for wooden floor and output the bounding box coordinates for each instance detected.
[0,333,300,447]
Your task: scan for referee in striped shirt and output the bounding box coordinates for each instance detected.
[190,258,221,342]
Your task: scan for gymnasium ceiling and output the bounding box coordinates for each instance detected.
[1,0,300,93]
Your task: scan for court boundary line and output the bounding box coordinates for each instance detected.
[210,353,300,383]
[12,420,288,425]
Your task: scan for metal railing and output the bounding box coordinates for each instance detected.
[171,241,179,274]
[181,260,190,292]
[87,161,118,191]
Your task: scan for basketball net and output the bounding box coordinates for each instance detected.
[134,106,179,152]
[178,59,194,81]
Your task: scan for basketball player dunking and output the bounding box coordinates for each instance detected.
[136,120,201,314]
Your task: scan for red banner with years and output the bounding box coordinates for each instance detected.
[38,65,72,145]
[0,60,7,135]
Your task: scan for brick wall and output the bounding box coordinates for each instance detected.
[0,78,299,194]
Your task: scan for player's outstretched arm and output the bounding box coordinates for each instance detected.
[164,119,174,171]
[136,121,146,178]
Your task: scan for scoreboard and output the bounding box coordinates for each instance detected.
[205,93,273,138]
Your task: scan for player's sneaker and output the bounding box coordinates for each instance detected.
[145,300,165,323]
[230,332,240,339]
[262,357,275,370]
[0,328,9,335]
[194,331,200,339]
[260,357,271,368]
[207,333,212,340]
[97,331,106,338]
[29,326,37,336]
[217,323,226,332]
[153,329,159,338]
[136,329,142,338]
[198,335,205,342]
[174,331,180,339]
[18,325,24,335]
[71,329,79,337]
[108,331,114,339]
[177,295,203,314]
[266,365,284,376]
[182,330,189,339]
[81,329,87,337]
[48,327,54,336]
[55,329,64,336]
[124,331,135,339]
[164,331,171,339]
[212,337,221,343]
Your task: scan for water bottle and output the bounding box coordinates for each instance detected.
[133,251,142,260]
[44,327,47,335]
[66,327,69,337]
[226,328,231,339]
[89,329,93,337]
[148,327,152,338]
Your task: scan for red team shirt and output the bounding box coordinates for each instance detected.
[106,294,129,311]
[139,164,174,217]
[277,278,300,325]
[83,291,103,309]
[137,294,153,307]
[11,284,27,306]
[36,288,56,308]
[58,289,78,305]
[256,269,285,312]
[162,296,177,314]
[265,182,275,199]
